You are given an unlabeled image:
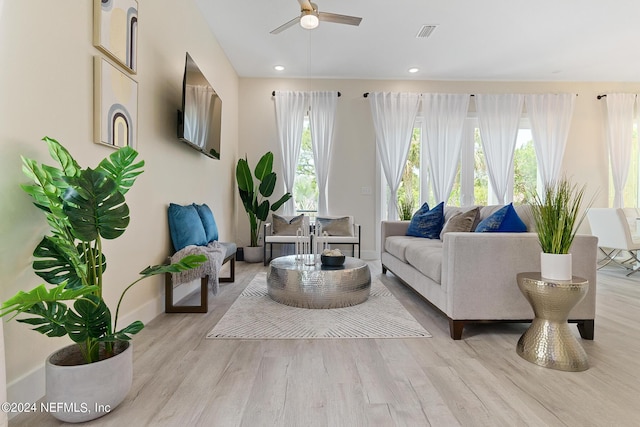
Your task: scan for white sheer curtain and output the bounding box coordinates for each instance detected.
[476,94,524,204]
[421,93,470,203]
[368,92,421,219]
[184,85,214,149]
[274,91,309,215]
[309,91,338,215]
[459,119,476,207]
[605,93,637,208]
[525,94,576,186]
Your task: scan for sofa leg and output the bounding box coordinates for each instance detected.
[165,273,208,313]
[576,319,594,340]
[449,320,465,340]
[382,265,387,275]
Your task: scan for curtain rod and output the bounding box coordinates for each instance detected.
[597,94,607,99]
[272,91,341,97]
[362,92,476,98]
[362,93,579,98]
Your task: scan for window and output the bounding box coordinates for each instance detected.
[293,116,318,219]
[386,117,537,219]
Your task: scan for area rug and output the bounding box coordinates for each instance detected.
[206,272,431,339]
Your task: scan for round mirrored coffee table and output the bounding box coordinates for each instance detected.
[267,255,371,309]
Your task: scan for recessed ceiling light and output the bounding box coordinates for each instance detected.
[408,68,419,73]
[274,65,285,71]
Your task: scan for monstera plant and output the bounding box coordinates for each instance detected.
[236,151,292,247]
[0,137,205,364]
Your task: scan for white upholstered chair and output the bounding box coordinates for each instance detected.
[263,214,311,266]
[586,207,640,275]
[314,215,361,257]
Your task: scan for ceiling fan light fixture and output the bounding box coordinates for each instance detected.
[300,12,319,30]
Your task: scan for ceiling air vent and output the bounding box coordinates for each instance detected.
[416,25,437,38]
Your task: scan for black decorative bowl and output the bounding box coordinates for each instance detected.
[321,254,346,267]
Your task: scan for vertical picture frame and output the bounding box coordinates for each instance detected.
[94,56,138,149]
[93,0,138,74]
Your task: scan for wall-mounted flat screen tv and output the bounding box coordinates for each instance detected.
[177,52,222,159]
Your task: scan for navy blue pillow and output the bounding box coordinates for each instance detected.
[168,203,208,252]
[193,203,219,242]
[413,202,430,217]
[475,203,527,232]
[406,202,444,239]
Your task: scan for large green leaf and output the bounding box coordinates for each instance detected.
[139,254,206,277]
[270,192,292,212]
[65,295,110,344]
[255,200,270,222]
[254,152,273,183]
[32,237,91,289]
[99,320,144,342]
[236,157,254,193]
[43,136,81,178]
[258,172,277,198]
[0,283,99,319]
[17,302,68,337]
[63,168,130,241]
[97,146,144,195]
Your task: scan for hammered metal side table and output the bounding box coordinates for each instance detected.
[267,255,371,309]
[516,272,589,372]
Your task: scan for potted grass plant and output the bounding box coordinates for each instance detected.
[236,151,291,262]
[530,178,591,280]
[0,137,205,422]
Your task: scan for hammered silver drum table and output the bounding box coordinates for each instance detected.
[267,255,371,309]
[516,272,589,372]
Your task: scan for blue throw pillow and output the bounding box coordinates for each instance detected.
[193,203,219,242]
[413,202,430,217]
[168,203,208,252]
[475,203,527,233]
[406,202,444,239]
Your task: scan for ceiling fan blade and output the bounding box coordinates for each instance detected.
[318,12,362,26]
[270,16,300,34]
[297,0,314,12]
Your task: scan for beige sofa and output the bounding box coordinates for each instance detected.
[381,205,598,340]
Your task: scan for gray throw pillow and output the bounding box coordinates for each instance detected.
[440,207,480,239]
[316,216,352,236]
[272,214,305,236]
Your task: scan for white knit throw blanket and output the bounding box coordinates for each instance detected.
[170,241,225,295]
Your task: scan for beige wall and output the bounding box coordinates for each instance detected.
[0,0,238,402]
[239,78,640,252]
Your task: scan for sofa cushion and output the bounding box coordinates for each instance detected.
[272,214,305,235]
[476,203,527,232]
[404,240,443,284]
[168,203,208,252]
[385,235,441,262]
[440,207,480,239]
[193,203,219,242]
[406,202,444,239]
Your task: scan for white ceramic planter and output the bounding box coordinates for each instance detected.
[540,252,572,281]
[243,246,264,263]
[45,341,132,423]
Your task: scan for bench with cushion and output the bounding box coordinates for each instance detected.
[166,203,236,313]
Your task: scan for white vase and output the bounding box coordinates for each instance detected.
[540,252,572,281]
[45,341,132,423]
[243,246,264,263]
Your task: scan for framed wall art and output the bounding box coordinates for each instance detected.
[94,56,138,149]
[93,0,138,73]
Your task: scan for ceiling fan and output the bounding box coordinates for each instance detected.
[270,0,362,35]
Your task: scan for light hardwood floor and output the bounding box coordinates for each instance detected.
[11,261,640,426]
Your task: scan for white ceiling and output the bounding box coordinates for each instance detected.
[195,0,640,82]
